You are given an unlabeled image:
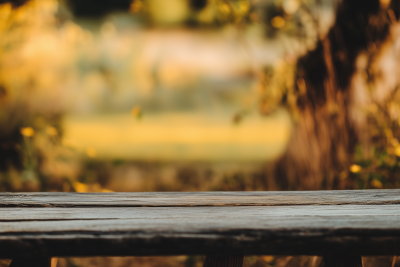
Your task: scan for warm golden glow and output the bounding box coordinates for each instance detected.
[350,164,361,173]
[20,127,35,137]
[64,110,292,161]
[271,16,285,28]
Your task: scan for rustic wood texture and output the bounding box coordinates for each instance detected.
[203,255,244,267]
[322,255,363,267]
[0,189,399,207]
[2,205,400,221]
[0,190,400,258]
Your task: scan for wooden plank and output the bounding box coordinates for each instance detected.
[1,205,400,257]
[1,205,400,221]
[1,190,400,207]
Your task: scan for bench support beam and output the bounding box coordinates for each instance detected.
[323,255,363,267]
[10,257,51,267]
[203,255,244,267]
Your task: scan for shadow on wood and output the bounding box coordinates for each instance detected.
[10,257,51,267]
[322,255,363,267]
[203,255,244,267]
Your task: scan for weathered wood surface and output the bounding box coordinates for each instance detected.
[1,189,400,207]
[1,190,400,258]
[1,205,400,223]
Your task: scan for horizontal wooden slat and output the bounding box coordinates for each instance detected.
[2,190,400,258]
[1,205,400,257]
[1,189,400,207]
[1,205,400,221]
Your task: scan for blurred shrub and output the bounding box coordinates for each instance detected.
[1,0,400,192]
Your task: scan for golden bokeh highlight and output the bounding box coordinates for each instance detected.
[20,127,35,137]
[271,16,285,28]
[350,164,361,173]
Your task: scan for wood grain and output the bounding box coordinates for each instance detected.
[1,205,400,222]
[1,190,400,258]
[0,190,399,207]
[1,205,400,257]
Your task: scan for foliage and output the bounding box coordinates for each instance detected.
[0,2,400,267]
[0,0,400,192]
[265,0,400,190]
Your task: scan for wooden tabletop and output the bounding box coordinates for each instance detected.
[1,190,400,258]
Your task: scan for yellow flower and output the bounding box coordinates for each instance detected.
[350,164,361,173]
[371,179,383,189]
[271,16,285,28]
[73,181,88,193]
[395,146,400,157]
[20,127,35,137]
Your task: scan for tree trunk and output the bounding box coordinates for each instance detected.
[272,0,400,190]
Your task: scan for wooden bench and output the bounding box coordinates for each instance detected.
[1,190,400,267]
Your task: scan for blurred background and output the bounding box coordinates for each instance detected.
[0,0,400,266]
